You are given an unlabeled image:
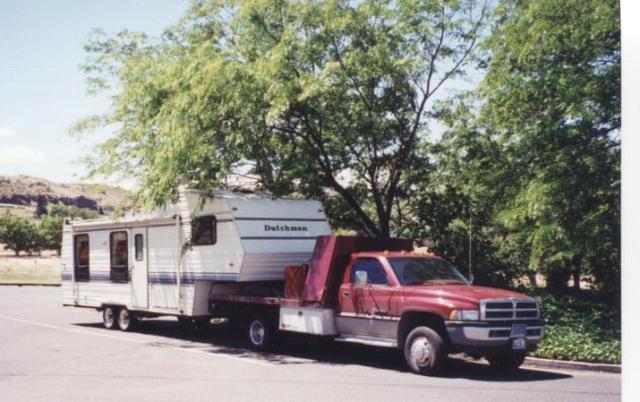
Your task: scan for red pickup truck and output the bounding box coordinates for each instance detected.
[209,236,544,375]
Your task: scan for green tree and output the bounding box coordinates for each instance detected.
[481,0,620,293]
[75,0,489,238]
[48,204,100,220]
[410,0,620,292]
[34,195,48,218]
[0,215,40,256]
[38,215,64,254]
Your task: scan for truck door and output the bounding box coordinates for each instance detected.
[131,228,148,309]
[336,258,398,339]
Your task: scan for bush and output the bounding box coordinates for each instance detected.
[38,215,64,254]
[48,204,100,220]
[531,294,621,364]
[0,215,40,256]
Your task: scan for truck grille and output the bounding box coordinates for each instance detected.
[481,299,539,321]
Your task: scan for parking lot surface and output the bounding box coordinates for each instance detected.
[0,286,621,402]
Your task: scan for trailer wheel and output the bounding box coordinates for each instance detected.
[102,306,118,330]
[117,308,136,331]
[403,326,446,375]
[247,316,275,351]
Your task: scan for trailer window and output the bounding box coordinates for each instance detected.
[135,234,144,261]
[74,234,90,282]
[110,231,128,282]
[192,216,217,246]
[349,258,388,285]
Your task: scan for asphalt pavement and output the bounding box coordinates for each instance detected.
[0,286,621,402]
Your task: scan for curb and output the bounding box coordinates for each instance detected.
[0,283,61,287]
[524,356,621,373]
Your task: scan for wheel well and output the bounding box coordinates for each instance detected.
[99,304,125,311]
[398,311,449,348]
[213,301,278,327]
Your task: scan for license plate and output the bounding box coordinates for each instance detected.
[512,338,526,350]
[511,323,527,338]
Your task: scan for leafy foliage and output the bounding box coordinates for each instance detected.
[532,294,621,364]
[48,204,100,220]
[74,0,489,238]
[0,215,40,256]
[38,215,64,254]
[403,0,620,294]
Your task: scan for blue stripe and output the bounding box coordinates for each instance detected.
[61,271,238,283]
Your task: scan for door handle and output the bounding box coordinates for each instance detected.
[342,291,350,297]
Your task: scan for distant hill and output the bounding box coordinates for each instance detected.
[0,175,129,213]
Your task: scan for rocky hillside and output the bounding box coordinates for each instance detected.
[0,175,129,211]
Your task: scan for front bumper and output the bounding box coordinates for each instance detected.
[445,319,544,355]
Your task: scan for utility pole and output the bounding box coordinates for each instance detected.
[468,208,472,282]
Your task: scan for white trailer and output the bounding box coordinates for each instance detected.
[61,190,331,329]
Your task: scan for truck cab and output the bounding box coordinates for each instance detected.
[336,251,544,374]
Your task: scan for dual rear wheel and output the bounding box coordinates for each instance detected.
[102,306,136,331]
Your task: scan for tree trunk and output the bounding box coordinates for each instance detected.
[527,272,538,288]
[572,254,583,291]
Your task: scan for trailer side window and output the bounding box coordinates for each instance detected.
[135,234,144,261]
[349,258,388,285]
[110,231,129,282]
[192,216,217,246]
[74,234,90,282]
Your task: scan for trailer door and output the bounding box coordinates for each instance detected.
[131,228,148,309]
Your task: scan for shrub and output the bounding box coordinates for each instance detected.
[0,215,40,256]
[531,294,621,364]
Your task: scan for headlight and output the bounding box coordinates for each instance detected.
[449,309,480,321]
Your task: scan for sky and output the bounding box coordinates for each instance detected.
[0,0,188,188]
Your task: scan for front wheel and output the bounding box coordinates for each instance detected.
[403,326,446,375]
[486,352,526,371]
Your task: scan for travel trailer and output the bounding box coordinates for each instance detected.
[60,190,331,327]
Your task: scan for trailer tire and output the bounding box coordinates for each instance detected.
[117,308,136,332]
[102,306,118,330]
[247,315,275,351]
[403,326,446,376]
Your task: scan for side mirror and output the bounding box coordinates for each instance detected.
[354,270,368,288]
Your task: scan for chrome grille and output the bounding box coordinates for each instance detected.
[480,298,539,321]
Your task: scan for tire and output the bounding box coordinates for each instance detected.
[117,308,136,332]
[403,326,447,375]
[247,315,276,351]
[102,306,118,330]
[486,352,526,371]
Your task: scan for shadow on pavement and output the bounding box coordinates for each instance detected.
[74,318,571,382]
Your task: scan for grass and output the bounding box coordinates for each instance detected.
[0,251,60,285]
[530,293,621,364]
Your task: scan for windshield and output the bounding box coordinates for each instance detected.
[388,257,469,286]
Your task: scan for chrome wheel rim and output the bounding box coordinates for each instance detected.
[104,308,114,326]
[119,310,129,328]
[249,321,265,346]
[410,336,432,367]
